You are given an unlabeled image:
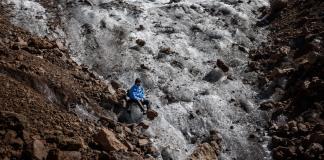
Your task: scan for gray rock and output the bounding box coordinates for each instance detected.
[118,103,143,123]
[203,69,224,83]
[238,98,253,113]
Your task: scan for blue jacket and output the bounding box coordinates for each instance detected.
[129,84,145,101]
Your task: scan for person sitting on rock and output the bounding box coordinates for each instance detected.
[128,78,151,113]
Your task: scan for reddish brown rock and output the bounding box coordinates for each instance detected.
[31,139,48,160]
[297,123,308,132]
[138,139,149,146]
[58,151,82,160]
[93,128,127,152]
[47,149,81,160]
[108,151,144,160]
[146,109,158,120]
[124,141,134,151]
[58,136,85,151]
[189,143,218,160]
[28,37,54,49]
[138,120,150,129]
[216,59,229,72]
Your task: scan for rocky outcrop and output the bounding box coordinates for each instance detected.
[94,128,128,152]
[252,0,324,159]
[189,129,222,160]
[0,5,156,159]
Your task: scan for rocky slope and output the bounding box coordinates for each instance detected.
[250,0,324,159]
[0,4,169,159]
[2,0,323,159]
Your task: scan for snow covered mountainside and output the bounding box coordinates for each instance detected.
[3,0,272,159]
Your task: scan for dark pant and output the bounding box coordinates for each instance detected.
[131,99,150,112]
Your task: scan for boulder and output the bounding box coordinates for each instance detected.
[93,128,127,152]
[203,69,224,83]
[146,109,158,120]
[118,103,144,123]
[216,59,229,72]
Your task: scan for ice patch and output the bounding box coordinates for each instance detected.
[5,0,273,159]
[3,0,49,36]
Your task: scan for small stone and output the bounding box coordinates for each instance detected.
[110,80,122,90]
[31,139,48,160]
[136,39,146,47]
[146,109,158,120]
[216,59,229,72]
[160,47,172,54]
[124,126,132,133]
[238,45,249,53]
[273,146,296,159]
[238,98,253,113]
[28,37,54,49]
[10,137,24,149]
[58,136,85,151]
[297,123,308,132]
[124,141,134,151]
[138,139,149,146]
[288,121,297,128]
[138,120,150,129]
[16,54,24,61]
[259,100,274,110]
[58,151,81,160]
[136,25,145,31]
[147,146,158,154]
[140,64,150,70]
[55,40,66,51]
[279,46,290,55]
[4,130,17,144]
